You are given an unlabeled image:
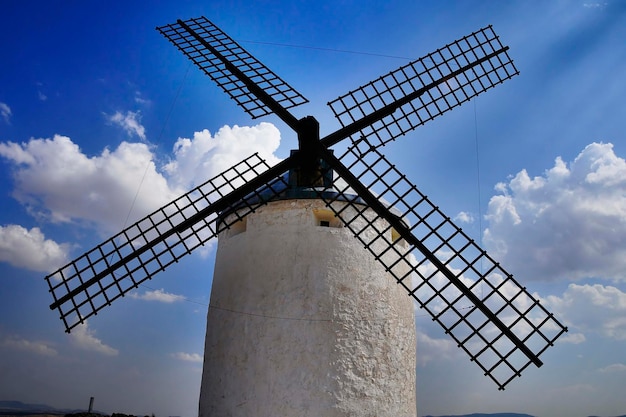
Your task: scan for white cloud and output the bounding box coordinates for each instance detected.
[134,91,151,105]
[583,2,607,9]
[0,122,282,276]
[560,332,586,344]
[0,134,179,235]
[0,124,282,240]
[164,123,281,190]
[171,352,203,363]
[544,283,626,340]
[599,363,626,373]
[1,335,58,356]
[415,329,457,365]
[0,224,69,272]
[130,288,185,303]
[0,102,12,124]
[106,110,146,141]
[69,322,118,356]
[454,211,474,224]
[484,142,626,282]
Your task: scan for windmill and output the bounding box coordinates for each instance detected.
[45,16,568,416]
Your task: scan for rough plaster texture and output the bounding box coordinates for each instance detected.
[199,199,416,417]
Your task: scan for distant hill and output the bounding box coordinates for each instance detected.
[423,414,535,417]
[0,401,97,416]
[0,400,63,415]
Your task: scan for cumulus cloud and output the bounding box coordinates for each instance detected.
[0,123,283,274]
[106,110,146,141]
[164,123,281,190]
[69,323,118,356]
[171,352,203,363]
[560,332,586,344]
[1,335,58,356]
[454,211,474,224]
[598,363,626,373]
[0,102,12,124]
[130,288,185,303]
[0,134,179,235]
[0,124,282,239]
[544,283,626,340]
[484,142,626,282]
[415,329,457,365]
[0,224,69,272]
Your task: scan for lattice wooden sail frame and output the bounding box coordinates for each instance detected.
[157,16,308,120]
[328,25,518,149]
[44,16,567,390]
[45,154,293,332]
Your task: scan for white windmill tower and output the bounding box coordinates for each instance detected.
[45,16,568,417]
[203,195,417,416]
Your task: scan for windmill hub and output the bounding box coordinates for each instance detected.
[295,115,324,187]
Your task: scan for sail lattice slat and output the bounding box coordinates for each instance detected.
[157,16,308,119]
[328,25,518,149]
[45,154,288,332]
[316,142,567,389]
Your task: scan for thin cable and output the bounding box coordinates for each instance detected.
[473,98,485,297]
[473,99,483,248]
[210,304,331,322]
[112,63,192,292]
[120,62,193,230]
[238,38,464,71]
[210,304,424,323]
[238,39,413,61]
[141,280,444,322]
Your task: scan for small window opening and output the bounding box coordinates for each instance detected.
[313,208,342,228]
[228,217,247,237]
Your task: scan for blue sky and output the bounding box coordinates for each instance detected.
[1,1,625,416]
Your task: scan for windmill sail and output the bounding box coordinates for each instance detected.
[157,16,307,125]
[327,25,518,150]
[313,141,567,389]
[45,154,293,332]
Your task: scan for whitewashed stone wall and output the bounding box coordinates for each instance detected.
[199,199,416,417]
